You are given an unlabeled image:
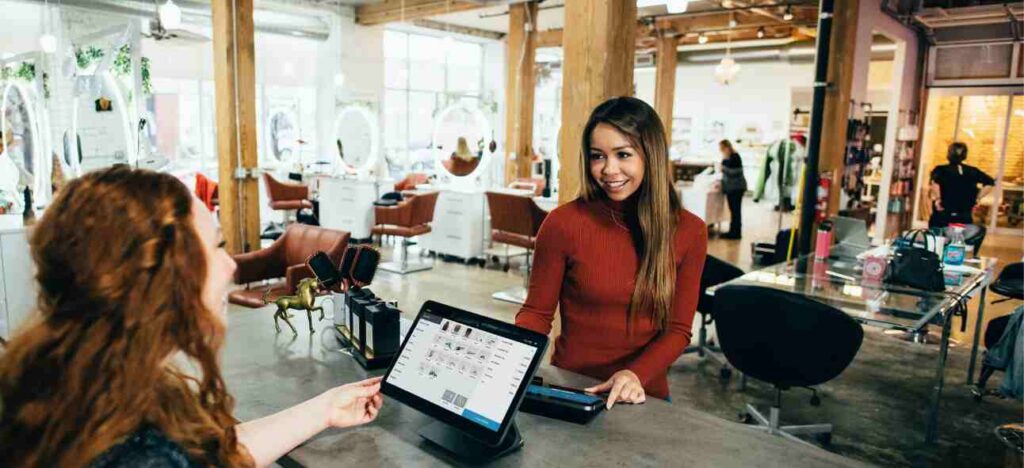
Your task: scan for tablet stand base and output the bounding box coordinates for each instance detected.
[419,420,523,463]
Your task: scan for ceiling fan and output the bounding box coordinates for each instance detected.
[143,0,209,43]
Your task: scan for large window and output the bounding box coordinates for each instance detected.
[916,91,1023,234]
[383,30,484,173]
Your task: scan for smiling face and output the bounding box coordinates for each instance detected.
[190,197,237,323]
[588,123,646,201]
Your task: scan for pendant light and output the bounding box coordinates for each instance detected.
[666,0,689,14]
[442,0,454,55]
[159,0,182,30]
[334,0,345,90]
[39,0,57,54]
[714,34,741,85]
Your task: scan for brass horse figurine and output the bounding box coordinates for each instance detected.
[263,277,324,334]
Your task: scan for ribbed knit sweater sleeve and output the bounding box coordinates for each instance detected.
[627,216,707,386]
[515,206,571,335]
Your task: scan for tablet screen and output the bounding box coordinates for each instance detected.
[386,310,538,432]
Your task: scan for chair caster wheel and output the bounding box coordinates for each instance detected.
[738,412,753,424]
[719,367,733,380]
[810,395,821,407]
[815,433,832,446]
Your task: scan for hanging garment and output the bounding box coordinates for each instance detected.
[983,305,1024,400]
[754,139,803,203]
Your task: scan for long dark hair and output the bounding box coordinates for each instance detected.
[578,97,682,330]
[0,166,253,467]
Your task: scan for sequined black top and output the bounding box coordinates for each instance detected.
[90,426,198,468]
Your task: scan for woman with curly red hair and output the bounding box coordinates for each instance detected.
[0,165,383,467]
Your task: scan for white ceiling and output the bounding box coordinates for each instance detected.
[425,0,722,35]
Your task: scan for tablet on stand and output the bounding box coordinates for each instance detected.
[381,301,548,463]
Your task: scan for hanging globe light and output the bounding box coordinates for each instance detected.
[714,56,742,85]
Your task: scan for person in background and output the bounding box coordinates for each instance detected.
[0,166,383,467]
[718,139,747,240]
[516,97,707,407]
[928,142,994,228]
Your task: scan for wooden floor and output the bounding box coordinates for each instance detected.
[235,196,1022,467]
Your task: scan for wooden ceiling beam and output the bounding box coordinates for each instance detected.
[356,0,484,26]
[536,28,563,48]
[675,25,795,46]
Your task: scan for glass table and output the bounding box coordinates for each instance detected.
[708,248,996,443]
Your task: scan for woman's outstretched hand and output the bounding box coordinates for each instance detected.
[323,376,384,428]
[585,369,646,409]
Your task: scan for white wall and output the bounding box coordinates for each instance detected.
[850,0,922,241]
[637,59,816,159]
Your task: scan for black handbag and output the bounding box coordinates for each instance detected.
[885,230,945,292]
[884,228,946,290]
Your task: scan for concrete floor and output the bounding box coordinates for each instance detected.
[234,196,1022,467]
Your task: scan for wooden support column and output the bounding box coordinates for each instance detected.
[819,0,859,217]
[504,1,538,185]
[212,0,260,254]
[557,0,637,204]
[654,33,678,138]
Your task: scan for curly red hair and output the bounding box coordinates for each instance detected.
[0,166,253,467]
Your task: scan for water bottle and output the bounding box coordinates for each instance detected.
[943,224,966,266]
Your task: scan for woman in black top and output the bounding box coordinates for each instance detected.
[719,140,747,239]
[928,142,995,228]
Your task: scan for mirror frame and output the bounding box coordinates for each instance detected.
[333,104,380,176]
[1,79,52,202]
[430,103,492,182]
[264,106,301,168]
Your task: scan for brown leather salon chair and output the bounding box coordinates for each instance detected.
[372,191,439,275]
[228,224,350,308]
[394,172,430,192]
[263,172,313,224]
[485,191,548,304]
[510,177,546,197]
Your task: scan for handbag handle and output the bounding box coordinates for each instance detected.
[901,229,934,251]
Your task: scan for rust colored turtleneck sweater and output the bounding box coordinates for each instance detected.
[516,196,707,399]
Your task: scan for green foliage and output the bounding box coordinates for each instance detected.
[1,62,36,82]
[75,44,152,95]
[75,46,103,68]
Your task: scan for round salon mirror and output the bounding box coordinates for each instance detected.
[334,105,379,175]
[72,72,133,174]
[432,104,490,180]
[1,82,41,188]
[265,108,299,167]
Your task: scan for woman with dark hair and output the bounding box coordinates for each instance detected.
[516,97,707,407]
[0,166,383,467]
[718,139,747,239]
[928,142,994,228]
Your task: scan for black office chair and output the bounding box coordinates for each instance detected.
[682,255,745,378]
[990,262,1023,305]
[972,262,1023,400]
[714,285,864,446]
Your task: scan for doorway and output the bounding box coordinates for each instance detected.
[914,87,1024,235]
